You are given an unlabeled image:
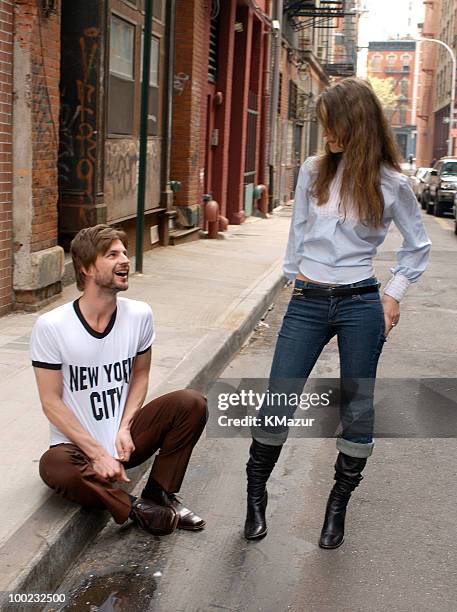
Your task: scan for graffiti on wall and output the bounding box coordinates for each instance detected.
[58,99,79,185]
[58,27,99,205]
[74,27,99,204]
[105,138,161,221]
[31,55,59,233]
[105,141,139,198]
[32,58,57,164]
[174,72,190,96]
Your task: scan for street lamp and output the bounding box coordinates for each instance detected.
[416,37,456,157]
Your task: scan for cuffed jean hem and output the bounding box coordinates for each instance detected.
[251,426,287,446]
[336,437,374,458]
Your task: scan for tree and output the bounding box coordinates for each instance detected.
[368,77,400,121]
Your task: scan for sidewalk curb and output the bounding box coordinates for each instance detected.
[0,265,286,606]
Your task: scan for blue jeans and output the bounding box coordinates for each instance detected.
[253,276,386,458]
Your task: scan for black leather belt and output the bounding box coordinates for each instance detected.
[293,282,381,298]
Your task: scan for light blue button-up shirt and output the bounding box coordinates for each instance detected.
[283,157,432,301]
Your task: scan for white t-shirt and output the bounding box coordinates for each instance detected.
[30,297,155,457]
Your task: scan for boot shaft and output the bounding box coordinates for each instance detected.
[319,452,368,549]
[333,452,367,491]
[246,439,282,498]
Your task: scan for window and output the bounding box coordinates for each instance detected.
[401,53,411,72]
[400,79,408,97]
[108,15,135,134]
[399,106,407,124]
[110,16,134,79]
[387,54,396,67]
[152,0,164,20]
[442,161,457,174]
[371,55,382,71]
[286,122,294,165]
[278,73,282,114]
[140,33,160,87]
[134,0,163,17]
[208,12,220,83]
[150,37,159,86]
[288,81,298,119]
[401,54,411,66]
[140,33,160,135]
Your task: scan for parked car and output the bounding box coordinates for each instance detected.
[409,167,433,205]
[425,157,457,216]
[453,194,457,235]
[420,169,437,211]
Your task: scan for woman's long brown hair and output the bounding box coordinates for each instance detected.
[313,77,401,227]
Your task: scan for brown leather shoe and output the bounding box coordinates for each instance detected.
[130,498,179,535]
[168,494,206,531]
[142,489,206,531]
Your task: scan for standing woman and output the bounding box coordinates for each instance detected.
[244,78,431,547]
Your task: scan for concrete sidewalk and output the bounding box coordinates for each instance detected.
[0,211,290,599]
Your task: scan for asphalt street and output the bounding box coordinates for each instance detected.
[47,208,457,612]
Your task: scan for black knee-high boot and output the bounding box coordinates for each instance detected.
[244,439,282,540]
[319,452,367,549]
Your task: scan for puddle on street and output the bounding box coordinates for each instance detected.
[56,570,157,611]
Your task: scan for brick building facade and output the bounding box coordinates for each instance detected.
[171,0,213,228]
[171,0,271,226]
[0,1,13,315]
[415,0,441,167]
[368,40,417,159]
[415,0,457,165]
[0,0,354,315]
[431,0,456,161]
[13,0,63,311]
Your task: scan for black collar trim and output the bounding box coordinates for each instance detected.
[73,299,117,339]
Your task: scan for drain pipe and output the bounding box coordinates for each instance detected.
[161,0,176,208]
[268,0,283,212]
[157,0,177,247]
[135,0,154,273]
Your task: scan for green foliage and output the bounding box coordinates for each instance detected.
[368,77,400,119]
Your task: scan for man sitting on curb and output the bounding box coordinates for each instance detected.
[31,224,208,535]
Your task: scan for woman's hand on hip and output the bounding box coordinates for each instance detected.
[382,294,400,337]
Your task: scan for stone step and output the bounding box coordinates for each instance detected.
[169,227,201,245]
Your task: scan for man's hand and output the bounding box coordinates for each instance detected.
[91,452,130,483]
[115,427,135,463]
[382,294,400,337]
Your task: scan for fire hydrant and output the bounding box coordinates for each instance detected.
[253,184,268,215]
[203,195,220,239]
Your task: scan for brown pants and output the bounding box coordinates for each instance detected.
[39,389,208,524]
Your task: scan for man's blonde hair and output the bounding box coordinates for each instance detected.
[70,224,128,291]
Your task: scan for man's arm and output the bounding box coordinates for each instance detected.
[34,367,129,482]
[116,349,152,461]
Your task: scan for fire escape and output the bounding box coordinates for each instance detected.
[284,0,346,25]
[284,1,358,78]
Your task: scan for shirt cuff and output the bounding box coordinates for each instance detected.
[383,273,411,302]
[283,266,298,281]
